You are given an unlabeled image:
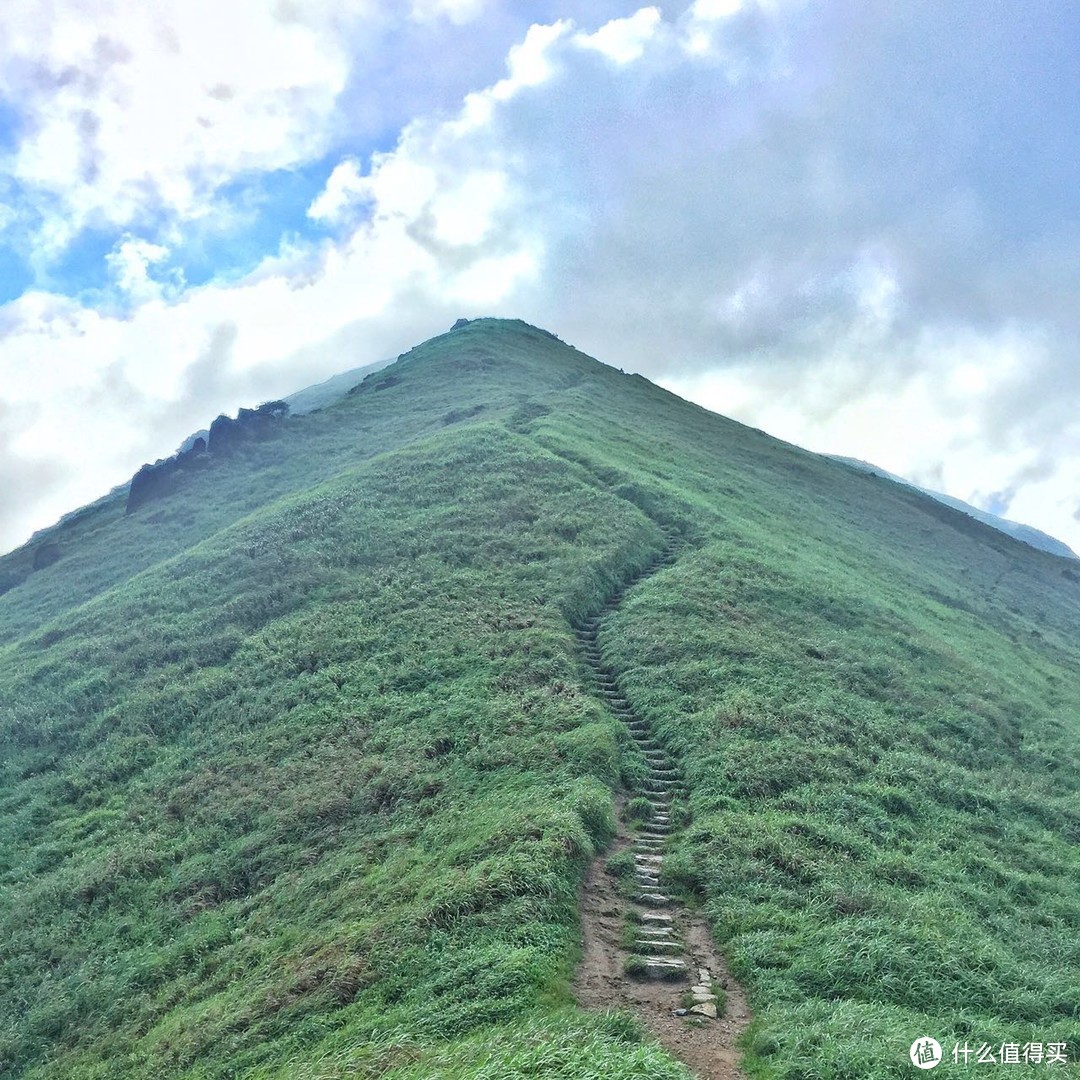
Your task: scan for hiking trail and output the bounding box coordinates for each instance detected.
[572,527,751,1080]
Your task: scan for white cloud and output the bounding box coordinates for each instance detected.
[307,158,370,224]
[573,7,663,64]
[0,0,368,249]
[105,237,174,302]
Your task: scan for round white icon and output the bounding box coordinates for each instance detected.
[910,1037,943,1070]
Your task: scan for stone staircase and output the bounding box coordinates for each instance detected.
[574,527,719,1019]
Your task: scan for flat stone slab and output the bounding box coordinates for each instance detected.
[689,1001,718,1019]
[639,912,673,923]
[641,958,686,972]
[691,984,712,996]
[638,893,673,906]
[698,968,712,985]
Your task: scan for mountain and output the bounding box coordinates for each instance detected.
[829,455,1078,560]
[1,319,1077,1079]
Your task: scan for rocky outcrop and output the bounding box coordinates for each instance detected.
[127,401,287,514]
[207,401,288,454]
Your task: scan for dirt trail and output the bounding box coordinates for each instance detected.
[572,529,752,1080]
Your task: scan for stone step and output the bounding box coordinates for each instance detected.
[638,925,674,936]
[635,939,682,952]
[638,893,673,906]
[639,911,673,923]
[636,957,687,975]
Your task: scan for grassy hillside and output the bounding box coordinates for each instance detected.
[1,319,1077,1078]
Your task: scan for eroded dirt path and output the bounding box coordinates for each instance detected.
[572,529,752,1080]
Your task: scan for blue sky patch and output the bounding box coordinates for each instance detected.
[0,245,32,304]
[172,160,338,288]
[42,226,119,299]
[0,101,20,153]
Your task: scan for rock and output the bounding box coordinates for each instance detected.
[690,1001,718,1019]
[691,984,712,996]
[673,1008,688,1017]
[698,968,712,985]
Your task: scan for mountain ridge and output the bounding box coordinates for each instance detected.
[829,454,1077,560]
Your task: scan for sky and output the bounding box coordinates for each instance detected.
[1,0,1079,555]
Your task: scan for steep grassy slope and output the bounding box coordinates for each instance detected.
[1,319,1077,1078]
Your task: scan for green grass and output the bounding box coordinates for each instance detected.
[2,318,1078,1078]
